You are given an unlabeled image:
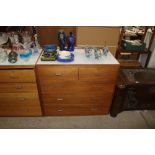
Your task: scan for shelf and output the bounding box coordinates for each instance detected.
[118,60,142,69]
[118,47,149,54]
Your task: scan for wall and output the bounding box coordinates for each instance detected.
[36,26,76,46]
[76,26,120,55]
[36,26,120,56]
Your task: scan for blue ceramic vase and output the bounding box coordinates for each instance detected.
[67,32,75,51]
[58,30,66,51]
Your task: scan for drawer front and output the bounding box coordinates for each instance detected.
[0,83,38,93]
[42,93,112,107]
[0,69,36,83]
[79,66,119,82]
[0,93,40,107]
[44,104,108,116]
[0,106,42,116]
[40,81,115,94]
[37,66,78,81]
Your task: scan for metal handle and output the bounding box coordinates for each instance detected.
[91,108,97,111]
[23,108,29,112]
[57,98,63,101]
[57,109,63,112]
[55,73,62,76]
[91,97,96,100]
[20,98,26,101]
[16,85,22,89]
[9,75,16,79]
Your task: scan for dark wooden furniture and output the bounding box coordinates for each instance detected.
[110,69,155,117]
[115,27,155,68]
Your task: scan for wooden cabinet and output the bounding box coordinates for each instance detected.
[0,69,42,116]
[36,65,119,116]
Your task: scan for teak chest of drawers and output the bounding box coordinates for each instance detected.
[36,65,119,116]
[0,67,42,116]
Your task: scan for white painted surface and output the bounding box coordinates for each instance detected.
[37,49,119,65]
[0,49,42,66]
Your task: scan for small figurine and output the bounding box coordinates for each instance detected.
[67,32,75,51]
[58,30,66,51]
[8,51,18,63]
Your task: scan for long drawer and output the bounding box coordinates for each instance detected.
[37,66,78,81]
[0,93,40,107]
[44,104,108,116]
[0,106,41,116]
[42,93,112,107]
[79,66,119,82]
[0,69,36,83]
[0,93,41,116]
[40,81,115,94]
[0,83,38,93]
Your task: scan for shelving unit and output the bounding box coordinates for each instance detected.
[115,26,155,68]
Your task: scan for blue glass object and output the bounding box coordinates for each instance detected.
[20,49,32,59]
[43,44,57,52]
[67,32,75,51]
[58,30,66,51]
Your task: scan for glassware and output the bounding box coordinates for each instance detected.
[8,51,18,63]
[103,47,108,56]
[58,30,66,51]
[0,48,7,63]
[85,47,92,58]
[94,48,99,59]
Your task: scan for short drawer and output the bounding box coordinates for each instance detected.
[37,66,78,81]
[0,106,42,116]
[0,83,38,93]
[0,69,36,83]
[0,93,40,107]
[79,66,119,82]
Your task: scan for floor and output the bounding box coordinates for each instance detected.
[0,110,155,129]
